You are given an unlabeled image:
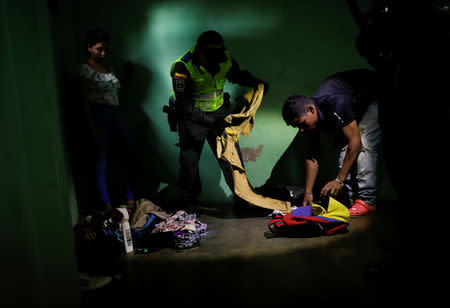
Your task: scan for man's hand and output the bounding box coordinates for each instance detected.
[82,227,97,241]
[320,179,343,198]
[302,192,313,206]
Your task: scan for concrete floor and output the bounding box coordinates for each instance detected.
[81,200,416,307]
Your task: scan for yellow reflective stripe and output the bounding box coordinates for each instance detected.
[194,98,223,111]
[194,91,224,111]
[195,89,224,99]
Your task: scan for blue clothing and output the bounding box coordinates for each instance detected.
[91,103,137,205]
[312,69,379,129]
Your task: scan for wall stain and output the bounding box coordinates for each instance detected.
[241,144,263,162]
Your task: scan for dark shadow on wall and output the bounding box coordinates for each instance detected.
[52,66,100,213]
[262,131,340,191]
[263,131,307,189]
[46,1,95,214]
[117,62,173,205]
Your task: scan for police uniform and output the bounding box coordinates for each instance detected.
[170,46,262,206]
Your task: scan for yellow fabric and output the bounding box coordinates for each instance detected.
[130,199,170,230]
[312,197,350,224]
[216,84,291,213]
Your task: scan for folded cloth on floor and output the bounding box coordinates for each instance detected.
[152,210,208,250]
[130,199,170,230]
[268,197,350,236]
[291,205,313,217]
[152,210,197,233]
[172,219,207,250]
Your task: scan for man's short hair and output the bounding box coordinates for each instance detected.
[282,95,311,126]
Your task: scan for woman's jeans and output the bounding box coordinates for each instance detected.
[91,103,137,206]
[338,102,381,205]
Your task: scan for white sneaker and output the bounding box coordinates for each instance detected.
[79,272,112,291]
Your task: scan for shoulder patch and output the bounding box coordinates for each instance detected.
[182,51,192,62]
[174,72,187,79]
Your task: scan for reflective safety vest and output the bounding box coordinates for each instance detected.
[171,46,232,112]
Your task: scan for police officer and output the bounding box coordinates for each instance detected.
[170,30,268,211]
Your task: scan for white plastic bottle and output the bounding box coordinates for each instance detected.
[117,208,133,253]
[121,219,133,253]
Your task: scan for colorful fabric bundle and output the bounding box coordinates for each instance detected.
[268,197,350,237]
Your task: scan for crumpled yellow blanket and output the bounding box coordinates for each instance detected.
[216,84,291,213]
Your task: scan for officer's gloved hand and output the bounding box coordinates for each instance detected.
[212,118,232,136]
[255,79,269,96]
[212,118,231,130]
[222,92,231,111]
[262,81,269,96]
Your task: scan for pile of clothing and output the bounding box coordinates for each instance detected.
[102,199,207,252]
[151,210,207,250]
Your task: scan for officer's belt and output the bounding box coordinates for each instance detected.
[194,90,224,112]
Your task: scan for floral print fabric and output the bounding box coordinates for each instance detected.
[80,64,120,106]
[152,210,207,250]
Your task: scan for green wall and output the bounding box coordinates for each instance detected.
[0,0,398,305]
[73,0,395,205]
[1,0,80,306]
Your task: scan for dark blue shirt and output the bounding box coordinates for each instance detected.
[311,69,379,130]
